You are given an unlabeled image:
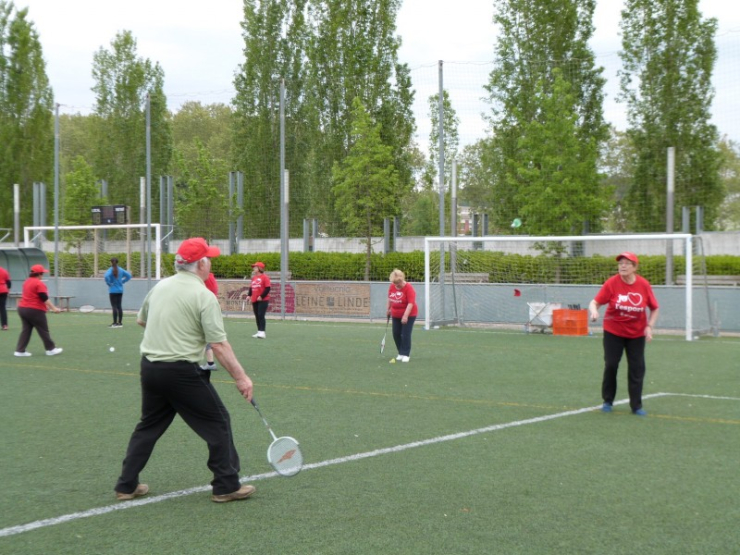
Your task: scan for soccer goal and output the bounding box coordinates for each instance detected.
[24,223,162,279]
[424,233,717,341]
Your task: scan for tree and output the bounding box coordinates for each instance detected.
[172,101,233,168]
[91,30,172,218]
[0,2,53,227]
[485,0,608,234]
[332,98,399,279]
[599,127,636,232]
[426,90,460,189]
[508,69,606,235]
[619,0,722,230]
[63,156,102,274]
[716,138,740,230]
[173,140,231,242]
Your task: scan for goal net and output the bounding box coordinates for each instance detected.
[23,224,162,279]
[424,233,717,341]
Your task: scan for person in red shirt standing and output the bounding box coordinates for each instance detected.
[202,272,219,370]
[14,264,63,357]
[0,264,10,330]
[386,269,418,363]
[588,252,660,416]
[248,262,270,339]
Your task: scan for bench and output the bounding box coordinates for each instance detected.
[675,275,740,287]
[52,296,75,312]
[5,293,74,311]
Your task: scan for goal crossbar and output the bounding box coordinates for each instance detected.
[24,224,162,280]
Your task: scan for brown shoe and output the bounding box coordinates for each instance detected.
[211,484,256,503]
[116,484,149,501]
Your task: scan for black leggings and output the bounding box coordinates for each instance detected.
[602,331,646,411]
[252,300,269,332]
[110,293,123,324]
[0,292,7,327]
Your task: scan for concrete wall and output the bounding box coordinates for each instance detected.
[27,231,740,256]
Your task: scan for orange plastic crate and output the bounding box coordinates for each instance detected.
[552,309,589,336]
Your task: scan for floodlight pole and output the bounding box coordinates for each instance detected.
[146,93,152,290]
[666,147,675,285]
[54,104,60,292]
[279,78,287,319]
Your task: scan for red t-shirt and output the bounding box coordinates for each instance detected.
[250,273,271,302]
[594,274,659,339]
[0,266,9,294]
[19,276,48,311]
[204,273,219,297]
[388,282,418,319]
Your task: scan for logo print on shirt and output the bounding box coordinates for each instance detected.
[616,292,642,306]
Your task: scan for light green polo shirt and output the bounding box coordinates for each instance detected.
[138,271,227,362]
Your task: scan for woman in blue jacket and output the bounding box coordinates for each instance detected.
[104,258,132,328]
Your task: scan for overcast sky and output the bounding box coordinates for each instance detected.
[18,0,740,143]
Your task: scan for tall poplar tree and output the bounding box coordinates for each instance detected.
[91,31,172,219]
[485,0,608,235]
[619,0,722,230]
[0,2,53,227]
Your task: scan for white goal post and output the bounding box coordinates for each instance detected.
[424,233,717,342]
[24,223,162,280]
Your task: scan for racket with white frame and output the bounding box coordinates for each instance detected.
[380,313,390,354]
[79,305,95,313]
[250,399,303,477]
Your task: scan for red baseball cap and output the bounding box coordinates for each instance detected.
[251,261,265,269]
[616,252,639,265]
[30,264,49,273]
[176,238,220,263]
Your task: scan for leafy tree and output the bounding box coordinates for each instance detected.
[332,98,399,279]
[717,138,740,230]
[426,90,460,189]
[233,0,310,238]
[174,140,231,242]
[599,127,636,232]
[508,69,605,235]
[90,30,172,218]
[0,1,53,227]
[172,101,233,169]
[485,0,608,235]
[619,0,722,230]
[63,156,102,273]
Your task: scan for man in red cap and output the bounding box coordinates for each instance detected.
[14,264,63,356]
[114,238,256,503]
[247,261,270,339]
[588,252,660,416]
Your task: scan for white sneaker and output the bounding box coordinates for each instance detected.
[14,351,32,357]
[252,332,261,338]
[257,331,266,339]
[396,355,403,360]
[401,356,410,363]
[46,347,63,356]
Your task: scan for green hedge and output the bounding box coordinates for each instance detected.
[48,251,740,285]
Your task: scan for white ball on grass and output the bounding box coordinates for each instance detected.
[109,347,115,352]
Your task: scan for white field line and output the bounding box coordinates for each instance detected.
[2,391,735,539]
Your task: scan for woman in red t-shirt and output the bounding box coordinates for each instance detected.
[248,262,271,339]
[386,269,418,363]
[588,252,659,416]
[0,264,10,330]
[15,264,63,357]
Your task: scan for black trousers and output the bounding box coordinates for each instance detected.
[115,357,242,496]
[0,292,7,327]
[602,331,646,411]
[252,300,269,332]
[109,293,123,324]
[392,316,416,357]
[16,307,55,352]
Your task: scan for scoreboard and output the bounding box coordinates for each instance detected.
[91,205,129,225]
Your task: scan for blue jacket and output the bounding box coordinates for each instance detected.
[104,267,132,294]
